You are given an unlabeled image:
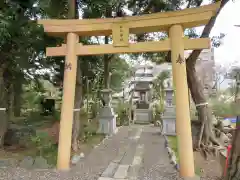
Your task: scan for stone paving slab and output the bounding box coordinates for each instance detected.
[113,164,129,179]
[101,162,119,177]
[98,126,143,180]
[98,125,180,180]
[128,144,144,180]
[137,125,180,180]
[120,128,142,165]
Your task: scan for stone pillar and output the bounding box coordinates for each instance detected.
[57,33,78,170]
[98,89,117,135]
[169,25,195,177]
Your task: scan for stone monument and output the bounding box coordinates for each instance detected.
[162,78,176,135]
[98,89,118,135]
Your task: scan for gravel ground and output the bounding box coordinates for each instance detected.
[0,126,138,180]
[137,125,181,180]
[194,152,222,180]
[1,125,210,180]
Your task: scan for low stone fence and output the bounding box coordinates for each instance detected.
[164,134,228,179]
[163,135,179,171]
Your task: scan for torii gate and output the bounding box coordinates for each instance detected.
[38,2,220,178]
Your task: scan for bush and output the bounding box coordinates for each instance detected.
[116,102,129,126]
[23,110,59,127]
[212,101,238,117]
[31,131,58,165]
[25,111,43,124]
[152,101,164,123]
[89,100,100,119]
[22,89,42,113]
[52,110,61,122]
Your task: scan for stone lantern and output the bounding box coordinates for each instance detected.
[97,88,117,135]
[162,78,176,135]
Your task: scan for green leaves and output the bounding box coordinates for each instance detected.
[36,0,68,18]
[110,56,130,91]
[152,70,170,99]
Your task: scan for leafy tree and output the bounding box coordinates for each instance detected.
[152,70,170,101]
[211,99,237,117]
[152,70,170,123]
[0,0,47,146]
[0,0,130,149]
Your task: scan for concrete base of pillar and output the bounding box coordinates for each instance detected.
[98,106,117,135]
[183,175,200,180]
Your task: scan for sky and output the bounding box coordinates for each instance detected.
[197,0,240,68]
[202,0,240,89]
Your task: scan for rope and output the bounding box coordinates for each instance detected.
[0,108,6,111]
[195,102,208,107]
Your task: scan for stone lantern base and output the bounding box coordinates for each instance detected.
[97,106,118,135]
[162,107,176,136]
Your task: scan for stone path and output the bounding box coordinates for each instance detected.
[0,125,179,180]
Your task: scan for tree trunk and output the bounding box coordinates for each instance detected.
[184,0,229,156]
[0,68,7,148]
[68,0,82,152]
[103,6,113,89]
[103,37,110,89]
[13,76,23,117]
[6,81,14,122]
[227,118,240,180]
[72,62,82,152]
[186,61,220,152]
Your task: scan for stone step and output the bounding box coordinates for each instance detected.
[113,165,130,179]
[101,162,119,177]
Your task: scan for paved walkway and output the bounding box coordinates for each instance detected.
[0,125,179,180]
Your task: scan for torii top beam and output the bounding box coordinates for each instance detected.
[38,2,220,37]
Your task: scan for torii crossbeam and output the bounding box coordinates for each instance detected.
[38,2,220,179]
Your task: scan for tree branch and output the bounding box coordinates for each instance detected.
[95,36,101,44]
[212,76,226,89]
[142,0,154,14]
[186,0,193,8]
[186,0,230,66]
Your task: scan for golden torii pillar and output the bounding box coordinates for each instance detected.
[170,25,195,176]
[38,2,220,178]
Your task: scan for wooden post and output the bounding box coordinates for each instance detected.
[169,25,195,177]
[57,32,78,170]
